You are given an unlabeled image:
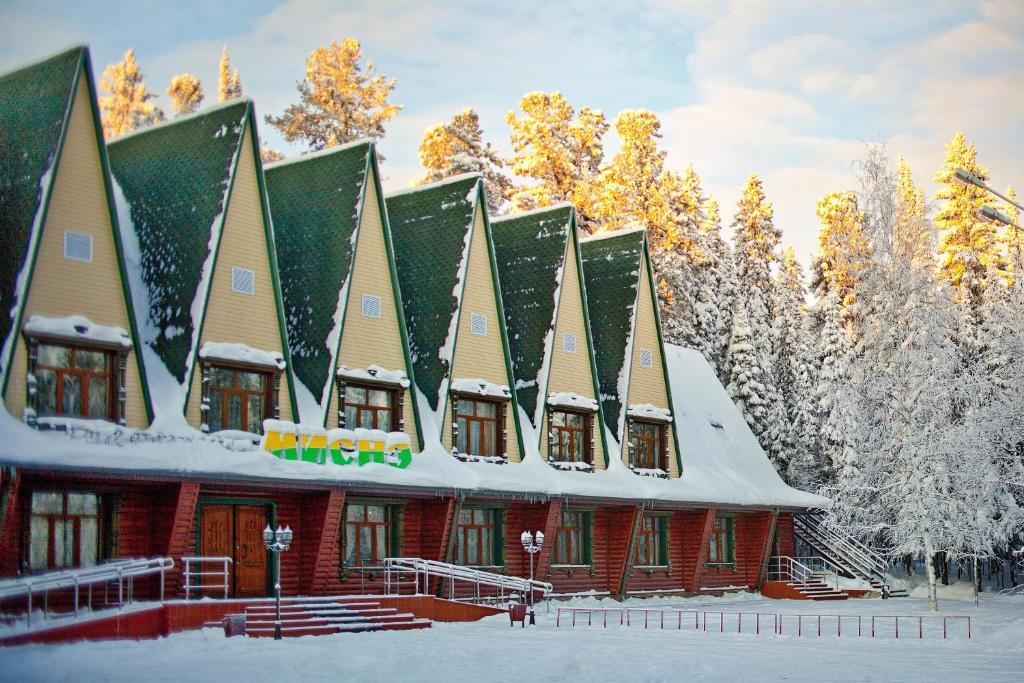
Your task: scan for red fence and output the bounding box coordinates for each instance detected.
[555,607,971,640]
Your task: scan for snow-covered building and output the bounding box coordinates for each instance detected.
[0,47,824,608]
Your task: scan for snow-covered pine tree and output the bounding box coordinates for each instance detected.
[702,198,736,382]
[266,38,401,152]
[260,146,284,164]
[893,155,934,269]
[218,46,243,102]
[99,49,164,139]
[167,73,203,117]
[1003,186,1022,286]
[814,191,872,325]
[787,314,824,489]
[418,108,513,214]
[814,287,853,478]
[505,92,608,230]
[773,247,812,479]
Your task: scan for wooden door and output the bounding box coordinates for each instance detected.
[199,503,269,597]
[200,504,235,596]
[234,505,269,597]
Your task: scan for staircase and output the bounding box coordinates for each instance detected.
[766,556,849,600]
[794,513,908,598]
[239,596,431,638]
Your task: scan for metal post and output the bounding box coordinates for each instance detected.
[274,555,282,641]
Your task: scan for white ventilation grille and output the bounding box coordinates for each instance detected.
[562,332,577,353]
[362,294,381,319]
[639,348,654,368]
[231,267,255,295]
[63,231,92,263]
[470,313,487,336]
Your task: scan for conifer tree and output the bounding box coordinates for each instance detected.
[506,92,607,229]
[934,131,1002,319]
[1003,186,1022,284]
[267,38,401,151]
[260,147,285,164]
[218,46,243,102]
[418,108,513,214]
[814,191,871,313]
[703,198,737,382]
[893,156,933,269]
[773,248,808,423]
[167,73,204,117]
[99,49,164,139]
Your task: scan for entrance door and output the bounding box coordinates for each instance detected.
[199,503,269,597]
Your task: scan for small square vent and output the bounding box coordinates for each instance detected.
[562,332,577,353]
[362,294,381,319]
[231,267,255,295]
[470,313,487,336]
[639,348,654,368]
[63,231,93,263]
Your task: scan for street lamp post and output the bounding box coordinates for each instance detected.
[954,167,1024,214]
[263,524,293,641]
[520,530,544,625]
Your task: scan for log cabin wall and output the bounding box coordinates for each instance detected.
[699,511,773,591]
[775,512,795,557]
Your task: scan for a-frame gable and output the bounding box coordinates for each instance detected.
[442,185,525,462]
[184,110,296,426]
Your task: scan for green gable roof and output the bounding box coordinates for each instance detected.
[264,141,371,417]
[491,204,573,426]
[0,46,82,385]
[580,229,646,439]
[107,101,249,386]
[386,174,481,412]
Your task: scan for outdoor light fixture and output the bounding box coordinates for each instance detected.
[263,525,294,640]
[978,206,1021,230]
[955,167,1024,213]
[520,529,544,625]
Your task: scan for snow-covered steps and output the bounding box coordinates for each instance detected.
[787,581,850,601]
[242,597,432,638]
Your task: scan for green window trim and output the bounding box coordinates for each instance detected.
[634,513,670,569]
[551,509,593,568]
[455,506,505,568]
[706,513,736,567]
[340,500,404,574]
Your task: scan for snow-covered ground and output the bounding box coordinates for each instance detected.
[3,592,1022,682]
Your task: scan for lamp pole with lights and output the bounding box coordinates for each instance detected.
[520,530,544,625]
[263,524,293,640]
[953,168,1024,214]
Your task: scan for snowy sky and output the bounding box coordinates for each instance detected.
[2,0,1021,263]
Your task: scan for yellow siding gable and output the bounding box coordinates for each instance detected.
[184,126,293,427]
[623,261,679,477]
[4,75,148,428]
[442,208,521,463]
[539,237,602,468]
[326,177,417,449]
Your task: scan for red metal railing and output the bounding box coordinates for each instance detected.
[555,607,971,639]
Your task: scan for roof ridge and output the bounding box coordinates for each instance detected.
[107,98,250,146]
[580,226,647,243]
[491,202,574,222]
[385,171,482,199]
[0,44,85,80]
[263,138,373,172]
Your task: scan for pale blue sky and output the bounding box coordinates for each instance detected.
[2,0,1021,262]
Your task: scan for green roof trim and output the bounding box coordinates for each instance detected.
[265,141,371,420]
[108,100,250,388]
[491,205,573,427]
[385,174,480,413]
[580,230,645,440]
[0,46,81,394]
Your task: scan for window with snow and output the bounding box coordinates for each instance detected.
[707,514,735,566]
[470,312,487,336]
[562,332,577,353]
[634,515,668,567]
[628,419,667,473]
[553,510,591,566]
[206,365,271,434]
[362,294,381,319]
[33,343,115,421]
[455,508,503,567]
[343,503,398,568]
[63,231,92,263]
[28,490,106,570]
[454,396,502,458]
[342,383,398,431]
[639,348,654,368]
[549,410,592,466]
[231,267,255,295]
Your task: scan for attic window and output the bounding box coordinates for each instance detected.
[562,332,577,353]
[231,267,255,295]
[470,313,487,336]
[639,348,654,368]
[362,294,381,319]
[63,231,92,263]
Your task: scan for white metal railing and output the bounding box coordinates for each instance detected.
[794,514,887,580]
[0,557,174,628]
[765,556,839,591]
[182,556,232,599]
[382,558,553,604]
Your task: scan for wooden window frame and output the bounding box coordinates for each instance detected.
[706,513,736,568]
[451,393,508,462]
[336,380,403,432]
[552,509,592,568]
[24,335,128,427]
[627,418,669,475]
[547,408,594,470]
[200,361,280,435]
[340,500,403,573]
[634,514,670,569]
[455,507,504,568]
[23,489,117,573]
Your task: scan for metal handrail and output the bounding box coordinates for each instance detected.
[799,514,887,573]
[382,557,553,603]
[0,557,173,628]
[182,556,232,599]
[794,515,886,578]
[765,556,840,590]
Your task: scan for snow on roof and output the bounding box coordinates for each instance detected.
[384,171,482,199]
[579,226,648,243]
[261,138,373,171]
[491,201,575,222]
[24,315,132,348]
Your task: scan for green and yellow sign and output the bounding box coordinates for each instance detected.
[261,424,414,469]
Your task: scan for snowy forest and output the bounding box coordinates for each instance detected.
[96,39,1024,602]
